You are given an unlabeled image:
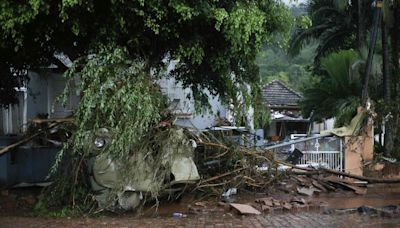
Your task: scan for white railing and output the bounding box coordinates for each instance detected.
[264,134,344,171]
[297,150,343,171]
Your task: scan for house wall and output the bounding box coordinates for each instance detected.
[27,71,48,119]
[47,72,79,118]
[158,60,229,130]
[1,92,25,135]
[0,71,79,135]
[158,76,228,130]
[312,118,335,133]
[1,64,230,133]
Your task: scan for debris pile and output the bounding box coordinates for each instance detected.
[326,205,400,218]
[254,197,328,213]
[284,175,368,196]
[191,130,280,196]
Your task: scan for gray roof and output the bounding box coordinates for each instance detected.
[262,80,302,107]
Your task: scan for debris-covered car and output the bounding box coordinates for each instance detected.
[85,127,200,210]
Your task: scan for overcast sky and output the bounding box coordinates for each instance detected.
[282,0,307,5]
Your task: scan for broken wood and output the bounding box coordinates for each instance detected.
[230,203,261,215]
[311,180,328,193]
[324,176,367,195]
[31,117,74,124]
[0,132,42,156]
[278,161,400,183]
[0,121,65,156]
[198,167,246,184]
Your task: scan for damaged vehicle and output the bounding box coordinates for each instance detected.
[85,127,200,211]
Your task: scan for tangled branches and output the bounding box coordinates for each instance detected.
[192,131,283,197]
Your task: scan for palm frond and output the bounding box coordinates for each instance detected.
[288,24,331,56]
[300,50,362,125]
[311,6,341,19]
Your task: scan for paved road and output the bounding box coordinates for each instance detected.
[2,212,400,228]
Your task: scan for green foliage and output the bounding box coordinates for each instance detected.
[47,46,170,210]
[295,15,312,29]
[253,97,271,129]
[265,72,290,85]
[288,0,373,64]
[301,50,362,126]
[0,0,292,107]
[257,42,317,91]
[60,46,167,160]
[33,200,82,218]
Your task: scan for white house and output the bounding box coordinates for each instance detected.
[0,69,79,135]
[0,67,231,135]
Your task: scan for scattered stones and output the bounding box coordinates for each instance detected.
[254,196,329,214]
[282,202,292,210]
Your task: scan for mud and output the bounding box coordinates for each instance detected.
[316,183,400,209]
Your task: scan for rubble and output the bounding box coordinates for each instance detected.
[4,115,400,215]
[254,196,328,213]
[229,203,261,215]
[297,187,318,196]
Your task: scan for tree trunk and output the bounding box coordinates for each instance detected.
[382,18,393,156]
[382,20,391,101]
[357,0,365,50]
[392,8,400,97]
[391,7,400,154]
[362,7,381,101]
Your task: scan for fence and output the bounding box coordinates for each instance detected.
[264,134,344,171]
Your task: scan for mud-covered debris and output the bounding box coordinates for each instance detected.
[256,197,273,207]
[290,197,307,205]
[230,203,261,215]
[324,176,367,195]
[282,202,293,210]
[297,187,319,196]
[311,180,328,192]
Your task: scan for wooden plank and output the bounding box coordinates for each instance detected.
[230,203,261,215]
[0,121,64,156]
[31,117,74,124]
[324,176,367,195]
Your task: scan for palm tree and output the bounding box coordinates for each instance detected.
[289,0,372,64]
[301,50,363,127]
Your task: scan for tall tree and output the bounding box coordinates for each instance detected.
[301,50,363,127]
[384,0,400,156]
[358,0,365,49]
[0,0,291,106]
[289,0,373,64]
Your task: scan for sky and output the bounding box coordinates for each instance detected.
[282,0,307,5]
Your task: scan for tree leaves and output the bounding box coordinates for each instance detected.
[0,0,291,107]
[301,50,362,126]
[60,46,167,159]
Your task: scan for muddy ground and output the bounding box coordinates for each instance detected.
[1,183,400,227]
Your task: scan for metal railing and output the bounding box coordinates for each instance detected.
[264,134,344,171]
[298,150,343,171]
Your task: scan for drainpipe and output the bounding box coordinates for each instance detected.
[15,87,28,133]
